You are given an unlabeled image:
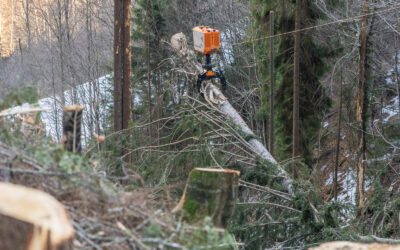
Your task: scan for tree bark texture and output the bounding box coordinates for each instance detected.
[114,0,132,131]
[356,0,369,208]
[0,182,74,250]
[62,105,84,154]
[334,74,343,200]
[173,168,240,228]
[268,10,275,156]
[292,0,301,179]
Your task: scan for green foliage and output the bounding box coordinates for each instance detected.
[0,85,38,111]
[251,0,331,164]
[229,156,356,249]
[143,217,236,249]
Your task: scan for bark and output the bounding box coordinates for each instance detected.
[147,7,152,144]
[356,0,369,208]
[0,182,74,250]
[292,0,301,179]
[395,35,400,119]
[173,168,240,228]
[62,105,84,154]
[268,10,275,156]
[113,0,132,131]
[334,74,343,200]
[122,0,132,130]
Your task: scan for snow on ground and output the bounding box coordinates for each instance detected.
[39,74,113,144]
[382,96,399,123]
[337,168,356,205]
[325,172,333,186]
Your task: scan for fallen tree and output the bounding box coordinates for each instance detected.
[170,32,293,195]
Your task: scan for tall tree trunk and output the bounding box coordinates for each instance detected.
[292,0,301,179]
[22,0,31,48]
[334,72,343,200]
[156,71,161,146]
[146,0,152,145]
[113,0,132,131]
[395,35,400,119]
[356,0,369,209]
[122,0,132,129]
[268,10,275,156]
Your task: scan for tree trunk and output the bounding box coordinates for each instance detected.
[395,35,400,119]
[0,182,74,250]
[113,0,132,132]
[147,14,152,145]
[268,10,275,156]
[356,0,369,209]
[173,168,240,228]
[292,0,301,179]
[334,73,343,200]
[122,0,132,130]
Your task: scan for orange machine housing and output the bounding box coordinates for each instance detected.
[193,26,220,54]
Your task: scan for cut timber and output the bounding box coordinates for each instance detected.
[173,168,240,228]
[309,241,400,250]
[0,182,74,250]
[62,105,84,154]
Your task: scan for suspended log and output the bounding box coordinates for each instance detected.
[62,105,84,154]
[310,241,400,250]
[0,182,74,250]
[170,33,292,194]
[173,168,240,228]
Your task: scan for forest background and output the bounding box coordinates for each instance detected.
[1,0,400,249]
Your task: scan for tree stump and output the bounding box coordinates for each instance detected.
[173,168,240,228]
[62,105,84,154]
[0,182,74,250]
[309,241,400,250]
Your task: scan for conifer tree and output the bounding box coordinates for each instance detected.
[251,0,330,166]
[132,0,167,145]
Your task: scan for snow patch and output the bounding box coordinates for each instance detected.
[382,96,399,123]
[337,168,356,205]
[325,172,333,185]
[39,74,113,143]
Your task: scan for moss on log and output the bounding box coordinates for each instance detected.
[174,168,240,228]
[0,182,74,250]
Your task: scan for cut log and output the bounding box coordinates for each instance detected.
[0,182,74,250]
[309,241,400,250]
[62,105,84,154]
[173,168,240,228]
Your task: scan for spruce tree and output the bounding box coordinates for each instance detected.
[251,0,330,166]
[132,0,167,144]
